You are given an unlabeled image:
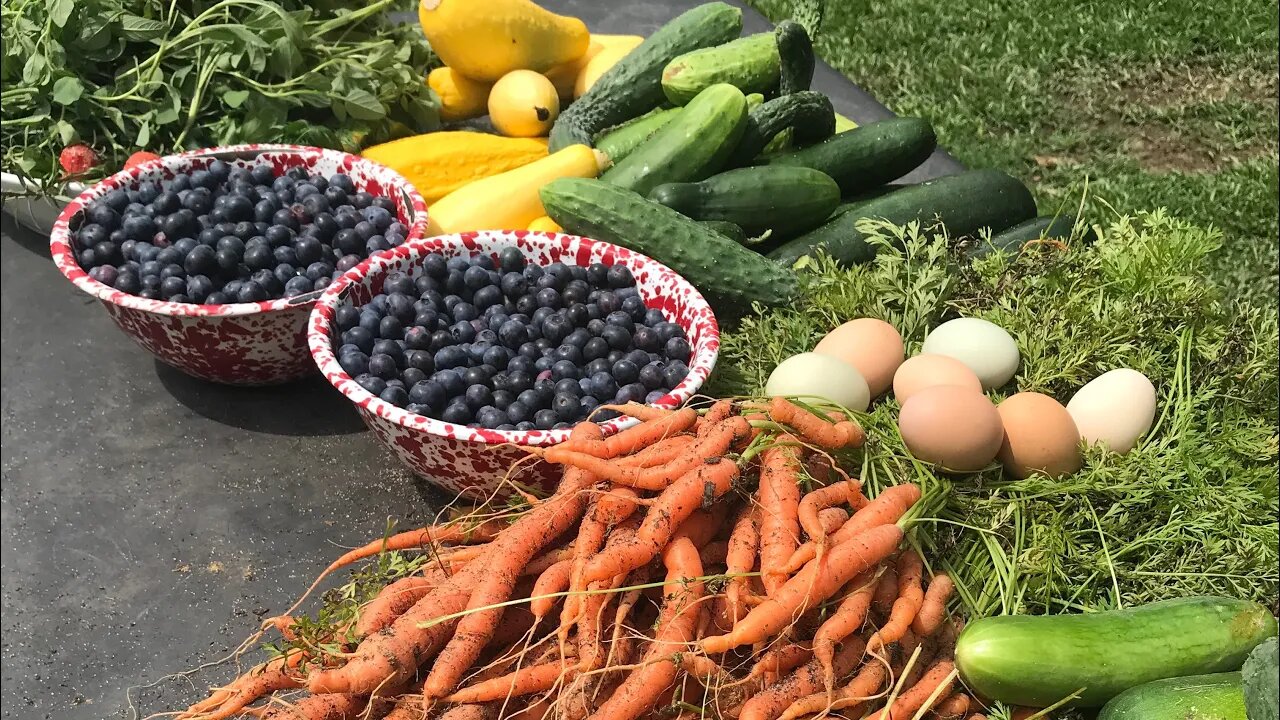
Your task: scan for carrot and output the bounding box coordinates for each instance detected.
[869,660,956,720]
[812,571,877,688]
[438,705,497,720]
[442,661,570,703]
[616,434,696,468]
[584,535,705,720]
[758,436,804,596]
[680,653,732,687]
[701,523,904,654]
[522,546,574,577]
[529,559,573,620]
[768,397,865,449]
[262,693,365,720]
[180,654,304,720]
[551,408,698,460]
[872,566,899,618]
[750,642,814,682]
[781,483,921,574]
[910,574,955,637]
[815,507,850,535]
[599,402,676,422]
[934,693,972,719]
[605,564,656,667]
[580,459,739,586]
[868,549,925,652]
[578,515,643,670]
[778,660,888,720]
[725,505,760,626]
[798,481,859,546]
[702,398,736,426]
[562,488,640,637]
[738,639,865,720]
[355,570,449,638]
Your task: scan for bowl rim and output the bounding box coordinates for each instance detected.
[48,143,429,318]
[307,230,721,448]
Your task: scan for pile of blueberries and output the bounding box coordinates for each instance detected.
[74,160,409,304]
[334,247,695,431]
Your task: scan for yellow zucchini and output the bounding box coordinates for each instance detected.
[574,35,645,98]
[428,67,492,122]
[418,0,590,82]
[489,70,561,137]
[545,34,644,100]
[426,144,609,234]
[360,131,548,205]
[528,216,564,232]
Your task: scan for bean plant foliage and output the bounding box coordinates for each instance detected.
[709,210,1279,617]
[1,0,441,192]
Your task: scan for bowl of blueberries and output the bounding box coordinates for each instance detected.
[308,230,719,499]
[48,144,428,385]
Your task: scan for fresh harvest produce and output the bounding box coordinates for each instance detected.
[1243,637,1278,720]
[892,354,984,404]
[955,596,1279,707]
[764,118,938,195]
[661,32,781,104]
[728,90,836,166]
[72,162,411,304]
[968,213,1092,260]
[548,2,743,151]
[331,248,695,429]
[488,70,561,138]
[648,165,840,239]
[920,316,1021,390]
[360,132,548,206]
[544,34,645,100]
[994,392,1083,478]
[898,384,1004,471]
[813,318,905,397]
[593,107,683,164]
[701,219,750,244]
[1099,672,1247,720]
[417,0,589,81]
[1067,368,1157,453]
[602,83,749,196]
[769,169,1038,266]
[774,20,816,95]
[425,145,607,234]
[1,0,441,190]
[573,34,646,98]
[526,216,563,233]
[540,177,802,315]
[429,67,494,122]
[764,351,871,411]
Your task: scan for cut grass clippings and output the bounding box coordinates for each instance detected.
[708,213,1279,617]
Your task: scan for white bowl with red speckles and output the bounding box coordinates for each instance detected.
[49,144,428,386]
[308,230,720,500]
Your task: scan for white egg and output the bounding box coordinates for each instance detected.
[921,318,1020,390]
[765,352,871,412]
[1066,368,1157,454]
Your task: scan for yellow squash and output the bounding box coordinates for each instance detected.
[488,70,560,137]
[360,132,548,205]
[574,35,644,98]
[418,0,590,82]
[544,34,644,99]
[527,216,564,233]
[428,67,492,122]
[426,144,608,234]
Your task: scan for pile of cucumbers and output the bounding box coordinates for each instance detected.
[542,2,1078,317]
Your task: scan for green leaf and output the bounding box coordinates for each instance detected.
[222,89,250,108]
[343,88,385,121]
[49,0,75,28]
[54,120,76,145]
[22,53,46,85]
[136,119,151,148]
[1244,637,1278,720]
[51,76,83,105]
[271,36,302,76]
[118,14,168,41]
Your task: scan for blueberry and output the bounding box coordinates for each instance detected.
[476,406,506,429]
[533,408,558,430]
[551,360,580,381]
[516,387,545,410]
[534,356,554,373]
[563,328,591,349]
[121,214,157,242]
[495,247,524,273]
[655,322,684,344]
[244,244,273,270]
[378,315,404,340]
[408,380,446,410]
[404,349,434,374]
[340,351,370,376]
[87,203,120,230]
[386,293,415,322]
[601,325,631,351]
[450,320,477,345]
[371,339,404,364]
[461,365,491,387]
[89,265,118,286]
[552,344,583,365]
[403,327,433,352]
[333,306,362,333]
[351,191,374,210]
[160,264,185,281]
[343,326,375,353]
[507,370,534,394]
[464,384,493,410]
[552,393,580,422]
[665,336,691,362]
[159,275,185,298]
[588,371,618,400]
[365,236,391,255]
[582,337,609,362]
[434,345,469,370]
[482,345,510,369]
[663,361,688,388]
[382,272,413,296]
[237,280,269,303]
[611,359,640,385]
[181,244,216,276]
[563,280,589,305]
[114,272,141,294]
[629,326,658,352]
[491,389,515,410]
[515,420,537,432]
[605,311,635,334]
[423,253,448,279]
[433,368,466,396]
[471,285,504,311]
[186,275,214,303]
[368,353,398,380]
[506,400,532,424]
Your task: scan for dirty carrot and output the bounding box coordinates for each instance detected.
[812,571,877,687]
[868,661,956,720]
[767,397,865,449]
[782,483,921,574]
[551,408,698,460]
[934,693,972,719]
[868,550,925,652]
[798,480,859,546]
[355,573,443,638]
[758,436,804,596]
[530,560,573,620]
[616,434,696,468]
[779,660,888,720]
[738,639,865,720]
[261,692,365,720]
[750,642,814,682]
[180,655,304,720]
[599,402,676,422]
[725,505,761,625]
[910,574,955,637]
[562,487,640,641]
[438,705,497,720]
[442,661,570,703]
[872,567,899,618]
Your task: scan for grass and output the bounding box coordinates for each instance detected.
[748,0,1279,307]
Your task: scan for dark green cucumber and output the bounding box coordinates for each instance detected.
[548,3,742,152]
[540,178,801,315]
[662,32,779,105]
[774,20,814,94]
[648,165,839,238]
[769,169,1036,267]
[1099,673,1247,720]
[955,596,1280,708]
[595,107,683,164]
[728,90,835,166]
[967,213,1096,260]
[699,220,747,244]
[602,84,748,196]
[764,117,937,195]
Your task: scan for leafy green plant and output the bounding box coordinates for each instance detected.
[1,0,440,193]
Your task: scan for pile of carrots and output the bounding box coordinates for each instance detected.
[177,397,981,720]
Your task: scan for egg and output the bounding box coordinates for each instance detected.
[892,353,985,405]
[813,318,904,397]
[996,392,1082,479]
[921,318,1020,390]
[765,352,871,412]
[1066,368,1157,454]
[898,384,1004,471]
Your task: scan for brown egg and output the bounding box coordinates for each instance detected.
[996,392,1083,479]
[892,354,984,405]
[813,318,904,397]
[898,384,1004,472]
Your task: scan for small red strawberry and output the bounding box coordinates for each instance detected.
[124,151,162,170]
[58,144,98,177]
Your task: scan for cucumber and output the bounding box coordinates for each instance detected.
[769,169,1036,267]
[648,165,839,238]
[1099,673,1247,720]
[595,107,682,165]
[955,596,1280,708]
[775,20,814,94]
[729,91,835,166]
[602,84,748,196]
[700,220,747,244]
[548,3,742,152]
[764,118,937,195]
[662,33,779,105]
[967,213,1096,260]
[540,178,801,316]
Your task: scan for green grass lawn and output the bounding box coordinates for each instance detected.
[749,0,1279,307]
